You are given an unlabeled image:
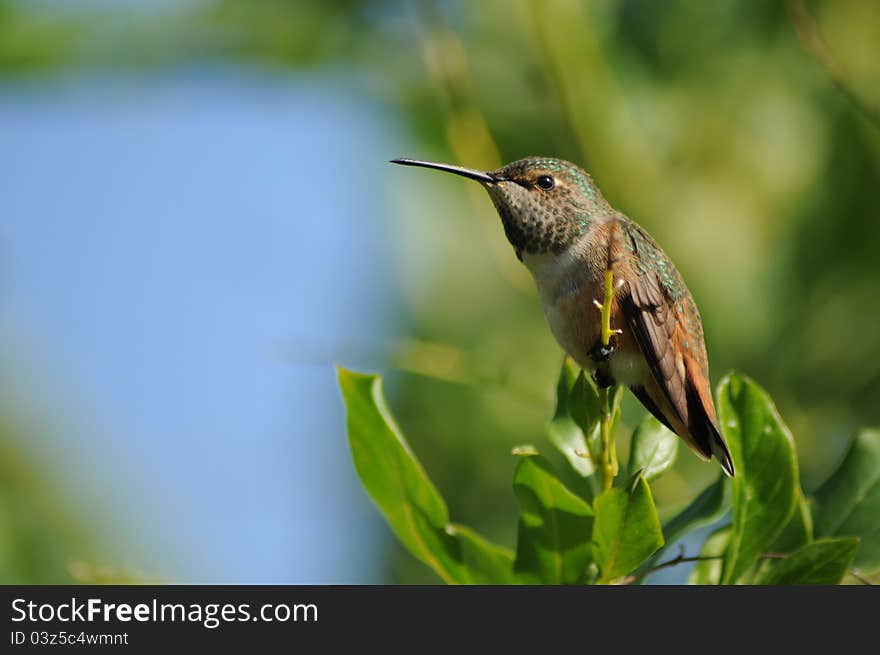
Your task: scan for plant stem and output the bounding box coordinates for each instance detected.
[785,0,880,130]
[619,552,723,585]
[598,387,613,490]
[600,269,615,347]
[597,268,619,491]
[621,549,876,585]
[848,569,875,586]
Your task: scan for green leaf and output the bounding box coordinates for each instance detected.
[813,428,880,571]
[593,474,664,583]
[635,475,730,578]
[512,454,594,584]
[338,367,511,584]
[627,415,679,482]
[662,475,731,548]
[446,524,517,584]
[744,491,814,583]
[546,358,594,477]
[608,384,625,439]
[688,526,731,585]
[769,490,813,554]
[753,538,860,585]
[569,370,602,464]
[717,374,799,584]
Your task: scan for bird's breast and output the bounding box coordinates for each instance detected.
[523,246,648,387]
[523,248,602,369]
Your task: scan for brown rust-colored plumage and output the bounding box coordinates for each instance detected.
[391,156,734,476]
[614,221,732,473]
[574,216,733,475]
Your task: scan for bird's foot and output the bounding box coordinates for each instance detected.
[588,334,618,363]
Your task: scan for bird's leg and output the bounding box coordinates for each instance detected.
[590,339,618,387]
[588,334,617,363]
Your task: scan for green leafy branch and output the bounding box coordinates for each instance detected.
[338,365,879,585]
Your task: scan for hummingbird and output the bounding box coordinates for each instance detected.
[391,156,734,476]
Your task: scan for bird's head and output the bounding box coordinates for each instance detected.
[391,156,610,259]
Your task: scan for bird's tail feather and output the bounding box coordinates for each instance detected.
[707,421,735,477]
[686,380,736,477]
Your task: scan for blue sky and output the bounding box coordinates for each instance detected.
[0,68,402,582]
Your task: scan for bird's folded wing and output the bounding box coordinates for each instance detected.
[621,274,689,429]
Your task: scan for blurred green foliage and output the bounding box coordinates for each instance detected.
[1,0,878,583]
[0,0,86,73]
[0,416,94,583]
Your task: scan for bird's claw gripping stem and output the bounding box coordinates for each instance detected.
[588,335,618,363]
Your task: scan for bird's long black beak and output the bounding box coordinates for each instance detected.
[390,158,498,184]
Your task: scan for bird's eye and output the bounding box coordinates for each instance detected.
[536,175,555,190]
